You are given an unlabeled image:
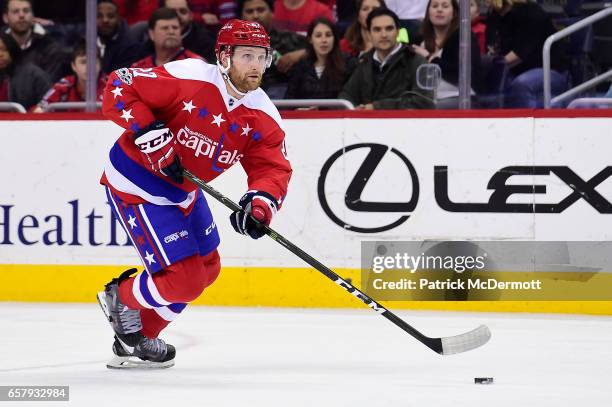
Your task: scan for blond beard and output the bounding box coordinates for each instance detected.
[228,67,262,93]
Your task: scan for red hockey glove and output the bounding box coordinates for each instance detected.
[133,121,183,184]
[229,191,278,239]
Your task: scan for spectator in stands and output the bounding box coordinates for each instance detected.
[131,8,203,68]
[273,0,335,36]
[2,0,69,81]
[190,0,238,30]
[411,0,482,105]
[339,8,433,109]
[32,39,107,113]
[239,0,308,98]
[485,0,567,107]
[161,0,216,62]
[385,0,428,40]
[97,0,142,73]
[470,0,485,55]
[286,17,354,100]
[0,31,50,110]
[341,0,386,58]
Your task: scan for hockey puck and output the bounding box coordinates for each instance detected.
[474,377,494,384]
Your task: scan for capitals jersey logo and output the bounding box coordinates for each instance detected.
[177,125,243,165]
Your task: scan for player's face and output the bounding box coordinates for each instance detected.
[242,0,273,31]
[71,55,101,84]
[149,18,182,50]
[0,39,11,70]
[369,16,398,53]
[164,0,193,32]
[227,46,267,92]
[310,23,334,59]
[358,0,382,29]
[3,0,33,35]
[97,3,120,37]
[428,0,455,29]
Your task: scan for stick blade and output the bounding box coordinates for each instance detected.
[440,325,491,355]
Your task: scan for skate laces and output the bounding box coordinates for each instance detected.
[106,281,142,334]
[118,307,143,333]
[137,337,167,358]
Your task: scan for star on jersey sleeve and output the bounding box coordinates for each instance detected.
[102,67,181,132]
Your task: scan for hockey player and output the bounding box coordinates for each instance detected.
[97,19,292,369]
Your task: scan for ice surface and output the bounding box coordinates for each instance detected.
[0,303,610,406]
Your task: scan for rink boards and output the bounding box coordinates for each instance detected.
[1,110,611,314]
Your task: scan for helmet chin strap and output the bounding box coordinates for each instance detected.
[217,58,248,98]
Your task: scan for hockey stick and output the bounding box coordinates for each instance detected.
[183,169,491,355]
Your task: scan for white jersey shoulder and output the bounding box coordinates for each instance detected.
[163,58,284,132]
[244,89,284,132]
[164,58,216,82]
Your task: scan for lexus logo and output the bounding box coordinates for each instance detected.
[317,143,419,233]
[435,165,612,213]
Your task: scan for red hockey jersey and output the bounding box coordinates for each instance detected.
[101,59,292,211]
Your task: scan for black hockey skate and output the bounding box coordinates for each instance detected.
[97,268,176,369]
[107,336,176,369]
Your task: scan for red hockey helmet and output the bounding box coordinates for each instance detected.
[215,19,272,63]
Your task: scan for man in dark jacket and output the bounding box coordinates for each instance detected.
[97,0,142,73]
[2,0,69,81]
[339,8,433,110]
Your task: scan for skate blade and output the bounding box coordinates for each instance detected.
[106,355,175,369]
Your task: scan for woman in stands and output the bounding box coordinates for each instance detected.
[485,0,567,107]
[411,0,483,106]
[0,32,50,110]
[340,0,386,57]
[286,17,354,101]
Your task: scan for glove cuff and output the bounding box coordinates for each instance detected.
[240,190,279,225]
[133,122,174,154]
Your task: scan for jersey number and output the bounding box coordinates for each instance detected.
[131,68,157,78]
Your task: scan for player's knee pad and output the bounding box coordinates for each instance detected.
[163,251,220,302]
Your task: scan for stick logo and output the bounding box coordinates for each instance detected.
[334,277,386,314]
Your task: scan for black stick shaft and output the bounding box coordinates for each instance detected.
[183,169,443,354]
